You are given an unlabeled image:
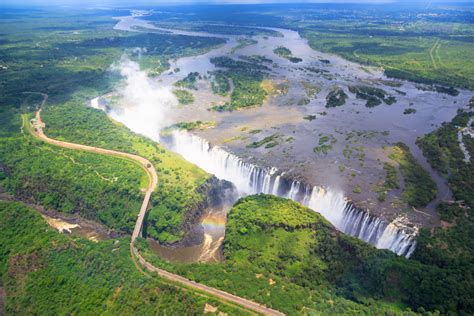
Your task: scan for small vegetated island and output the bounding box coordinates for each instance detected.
[349,85,397,107]
[326,86,348,107]
[209,56,270,111]
[273,46,303,63]
[172,89,194,105]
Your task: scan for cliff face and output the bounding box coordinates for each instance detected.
[167,176,237,247]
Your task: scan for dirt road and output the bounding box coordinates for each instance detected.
[28,99,284,316]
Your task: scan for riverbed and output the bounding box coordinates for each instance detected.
[97,10,473,262]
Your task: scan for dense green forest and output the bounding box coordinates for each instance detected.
[389,143,437,207]
[136,193,474,314]
[414,110,474,274]
[41,102,209,243]
[0,110,145,233]
[0,201,244,315]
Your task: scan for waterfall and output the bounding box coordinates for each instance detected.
[166,130,418,258]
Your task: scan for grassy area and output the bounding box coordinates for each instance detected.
[40,101,209,243]
[0,201,245,315]
[210,71,231,96]
[302,22,474,90]
[172,89,194,105]
[231,38,258,53]
[209,56,269,111]
[162,120,217,133]
[174,72,200,90]
[388,143,437,207]
[301,81,321,99]
[375,162,401,202]
[313,134,337,154]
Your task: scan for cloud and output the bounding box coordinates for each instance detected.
[108,55,177,140]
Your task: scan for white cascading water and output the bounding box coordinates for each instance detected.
[167,130,418,257]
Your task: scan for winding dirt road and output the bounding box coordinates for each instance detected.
[27,96,284,316]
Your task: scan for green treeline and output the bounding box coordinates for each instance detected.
[0,201,245,315]
[389,143,437,207]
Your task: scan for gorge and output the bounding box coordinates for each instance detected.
[164,130,418,257]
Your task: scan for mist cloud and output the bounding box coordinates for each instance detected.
[109,55,177,140]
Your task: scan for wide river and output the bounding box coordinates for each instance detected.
[92,11,473,262]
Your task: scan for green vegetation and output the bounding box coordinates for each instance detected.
[416,84,460,97]
[172,89,194,105]
[383,162,401,190]
[416,109,473,206]
[404,108,417,115]
[246,134,279,149]
[40,102,209,243]
[375,163,401,202]
[297,97,310,106]
[313,134,337,154]
[301,81,321,99]
[348,85,396,107]
[0,111,145,234]
[231,38,257,53]
[352,185,361,194]
[388,143,437,207]
[302,24,474,90]
[325,87,347,108]
[273,46,302,63]
[147,21,281,37]
[0,201,244,315]
[174,72,200,90]
[139,193,474,314]
[210,71,231,96]
[137,195,409,314]
[163,120,217,133]
[209,56,269,111]
[239,55,273,64]
[0,10,225,107]
[409,109,474,314]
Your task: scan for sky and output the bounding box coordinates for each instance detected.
[0,0,463,5]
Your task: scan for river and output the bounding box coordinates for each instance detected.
[92,10,473,262]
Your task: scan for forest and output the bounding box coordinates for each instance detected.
[0,201,244,315]
[40,102,210,243]
[138,193,474,314]
[0,4,473,315]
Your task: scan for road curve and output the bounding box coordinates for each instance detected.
[28,101,284,316]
